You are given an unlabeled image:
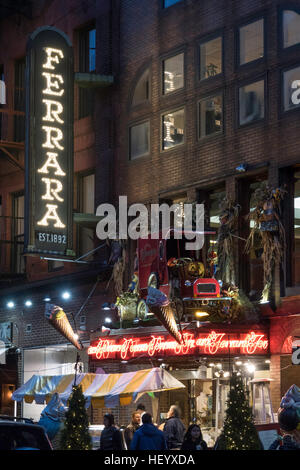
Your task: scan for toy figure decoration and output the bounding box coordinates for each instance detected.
[216,198,241,285]
[245,184,286,302]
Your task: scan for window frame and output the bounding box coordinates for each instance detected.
[278,4,300,53]
[128,118,151,161]
[77,24,96,119]
[161,49,186,96]
[236,15,266,69]
[76,170,96,259]
[197,92,224,141]
[129,63,151,110]
[237,75,267,129]
[160,106,186,153]
[198,31,224,82]
[280,62,300,116]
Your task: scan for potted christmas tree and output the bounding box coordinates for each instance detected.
[217,372,263,450]
[59,384,92,450]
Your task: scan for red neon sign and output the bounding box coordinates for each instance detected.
[88,330,269,361]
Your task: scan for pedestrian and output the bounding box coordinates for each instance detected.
[130,413,167,450]
[124,411,141,449]
[98,413,123,450]
[269,407,300,450]
[181,424,208,451]
[163,405,185,450]
[136,403,146,418]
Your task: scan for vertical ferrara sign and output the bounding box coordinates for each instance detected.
[24,27,74,257]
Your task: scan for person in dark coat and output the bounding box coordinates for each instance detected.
[181,424,208,451]
[269,407,300,450]
[124,411,141,449]
[130,413,167,450]
[98,413,123,450]
[163,405,185,450]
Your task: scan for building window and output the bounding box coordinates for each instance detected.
[12,192,25,274]
[163,53,184,94]
[78,27,96,119]
[282,9,300,49]
[14,58,25,142]
[239,79,264,126]
[283,66,300,112]
[0,65,4,140]
[238,19,264,65]
[198,95,223,138]
[129,121,150,160]
[294,169,300,286]
[78,173,95,260]
[162,108,184,150]
[199,36,222,80]
[163,0,182,8]
[132,68,150,106]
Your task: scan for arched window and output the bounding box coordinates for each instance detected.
[131,68,150,107]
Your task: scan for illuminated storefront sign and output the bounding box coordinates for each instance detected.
[88,330,269,361]
[25,27,74,257]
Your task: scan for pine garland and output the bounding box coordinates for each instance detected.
[59,385,92,450]
[220,373,263,450]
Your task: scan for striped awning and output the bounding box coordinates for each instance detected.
[12,368,185,408]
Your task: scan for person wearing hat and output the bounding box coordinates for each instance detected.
[269,385,300,450]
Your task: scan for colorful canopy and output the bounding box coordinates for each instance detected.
[12,367,185,408]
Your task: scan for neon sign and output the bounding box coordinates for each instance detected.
[25,27,74,257]
[88,330,269,361]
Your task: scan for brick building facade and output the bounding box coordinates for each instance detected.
[0,0,300,443]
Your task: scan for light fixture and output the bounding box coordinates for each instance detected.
[44,297,51,302]
[245,363,256,374]
[104,317,112,324]
[223,371,230,378]
[235,361,242,366]
[62,291,71,300]
[216,363,222,369]
[195,311,209,318]
[236,163,247,172]
[121,360,128,364]
[214,371,220,377]
[7,301,15,309]
[209,363,215,367]
[25,300,32,307]
[265,359,271,364]
[101,303,111,311]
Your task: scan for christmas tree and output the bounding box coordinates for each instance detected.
[220,372,263,450]
[59,384,92,450]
